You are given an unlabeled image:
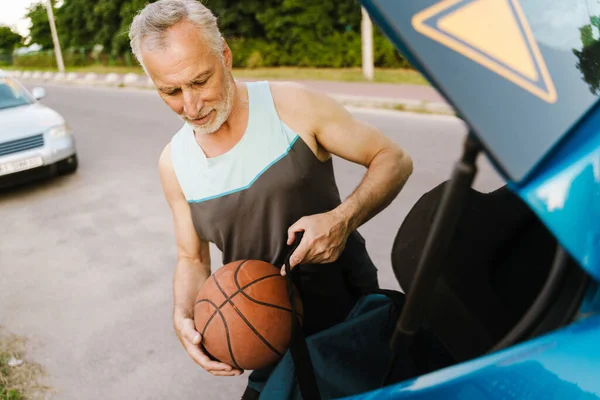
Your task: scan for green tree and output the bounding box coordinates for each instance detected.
[0,26,23,52]
[54,0,96,49]
[574,41,600,95]
[206,0,273,38]
[25,1,54,49]
[19,0,411,69]
[251,0,362,66]
[113,0,155,56]
[592,16,600,31]
[574,19,600,95]
[92,0,128,54]
[579,24,595,48]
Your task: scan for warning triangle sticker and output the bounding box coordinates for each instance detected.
[412,0,557,103]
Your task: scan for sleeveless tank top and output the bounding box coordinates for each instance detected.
[170,81,378,314]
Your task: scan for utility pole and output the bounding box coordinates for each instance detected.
[361,6,374,81]
[45,0,65,72]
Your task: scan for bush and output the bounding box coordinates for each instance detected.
[225,27,410,69]
[13,51,56,68]
[227,38,278,68]
[374,28,412,68]
[246,50,264,69]
[0,53,12,66]
[12,21,412,70]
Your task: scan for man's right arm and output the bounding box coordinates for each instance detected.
[159,144,242,376]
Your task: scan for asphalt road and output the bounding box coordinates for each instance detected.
[0,83,504,400]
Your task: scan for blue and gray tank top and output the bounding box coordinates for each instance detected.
[170,81,378,324]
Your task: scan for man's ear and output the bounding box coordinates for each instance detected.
[222,38,232,71]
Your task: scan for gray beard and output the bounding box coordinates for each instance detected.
[190,75,236,136]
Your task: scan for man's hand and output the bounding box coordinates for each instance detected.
[174,315,243,376]
[281,210,350,275]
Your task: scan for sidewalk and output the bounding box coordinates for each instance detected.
[251,78,452,114]
[8,69,455,115]
[272,79,447,103]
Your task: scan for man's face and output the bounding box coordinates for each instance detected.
[141,20,235,135]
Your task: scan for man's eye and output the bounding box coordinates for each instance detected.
[164,89,180,96]
[193,79,209,86]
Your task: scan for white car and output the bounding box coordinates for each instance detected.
[0,70,77,188]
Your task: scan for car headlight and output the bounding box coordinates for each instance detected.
[48,124,70,138]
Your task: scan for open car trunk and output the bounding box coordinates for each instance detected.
[382,137,591,385]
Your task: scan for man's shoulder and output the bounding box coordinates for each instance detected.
[164,122,191,158]
[266,80,325,118]
[159,142,173,171]
[171,121,190,140]
[161,121,190,165]
[265,80,344,129]
[267,80,312,101]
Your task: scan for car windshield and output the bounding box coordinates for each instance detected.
[0,77,33,111]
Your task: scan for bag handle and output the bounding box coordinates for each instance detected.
[284,231,322,400]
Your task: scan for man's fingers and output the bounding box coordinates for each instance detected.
[184,341,233,371]
[183,320,202,345]
[203,357,235,372]
[210,369,244,377]
[287,230,295,246]
[282,242,308,275]
[184,327,201,345]
[289,240,310,268]
[177,318,241,375]
[287,219,306,245]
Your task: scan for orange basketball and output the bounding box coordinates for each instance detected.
[193,259,303,371]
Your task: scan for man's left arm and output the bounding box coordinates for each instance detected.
[284,87,413,272]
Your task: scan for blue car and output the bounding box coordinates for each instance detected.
[260,0,600,399]
[346,0,600,398]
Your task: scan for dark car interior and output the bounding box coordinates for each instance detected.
[384,138,591,384]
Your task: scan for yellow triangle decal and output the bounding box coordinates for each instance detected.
[437,0,538,80]
[412,0,557,103]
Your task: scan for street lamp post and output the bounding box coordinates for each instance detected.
[361,6,374,81]
[45,0,65,73]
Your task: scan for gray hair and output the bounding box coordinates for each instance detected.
[129,0,224,68]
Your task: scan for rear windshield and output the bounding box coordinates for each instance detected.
[0,77,34,111]
[525,0,600,95]
[363,0,600,181]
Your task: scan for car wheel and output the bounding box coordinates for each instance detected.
[57,154,78,174]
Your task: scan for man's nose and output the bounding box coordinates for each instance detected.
[183,90,204,119]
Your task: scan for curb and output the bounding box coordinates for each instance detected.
[330,94,455,115]
[6,69,456,116]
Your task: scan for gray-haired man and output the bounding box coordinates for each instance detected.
[129,0,413,398]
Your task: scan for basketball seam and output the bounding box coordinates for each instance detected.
[197,269,283,333]
[213,270,284,358]
[197,259,302,332]
[194,298,242,370]
[230,260,303,322]
[234,260,296,314]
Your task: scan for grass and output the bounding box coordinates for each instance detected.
[392,103,443,115]
[233,67,429,85]
[0,383,23,400]
[0,328,50,400]
[3,65,429,85]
